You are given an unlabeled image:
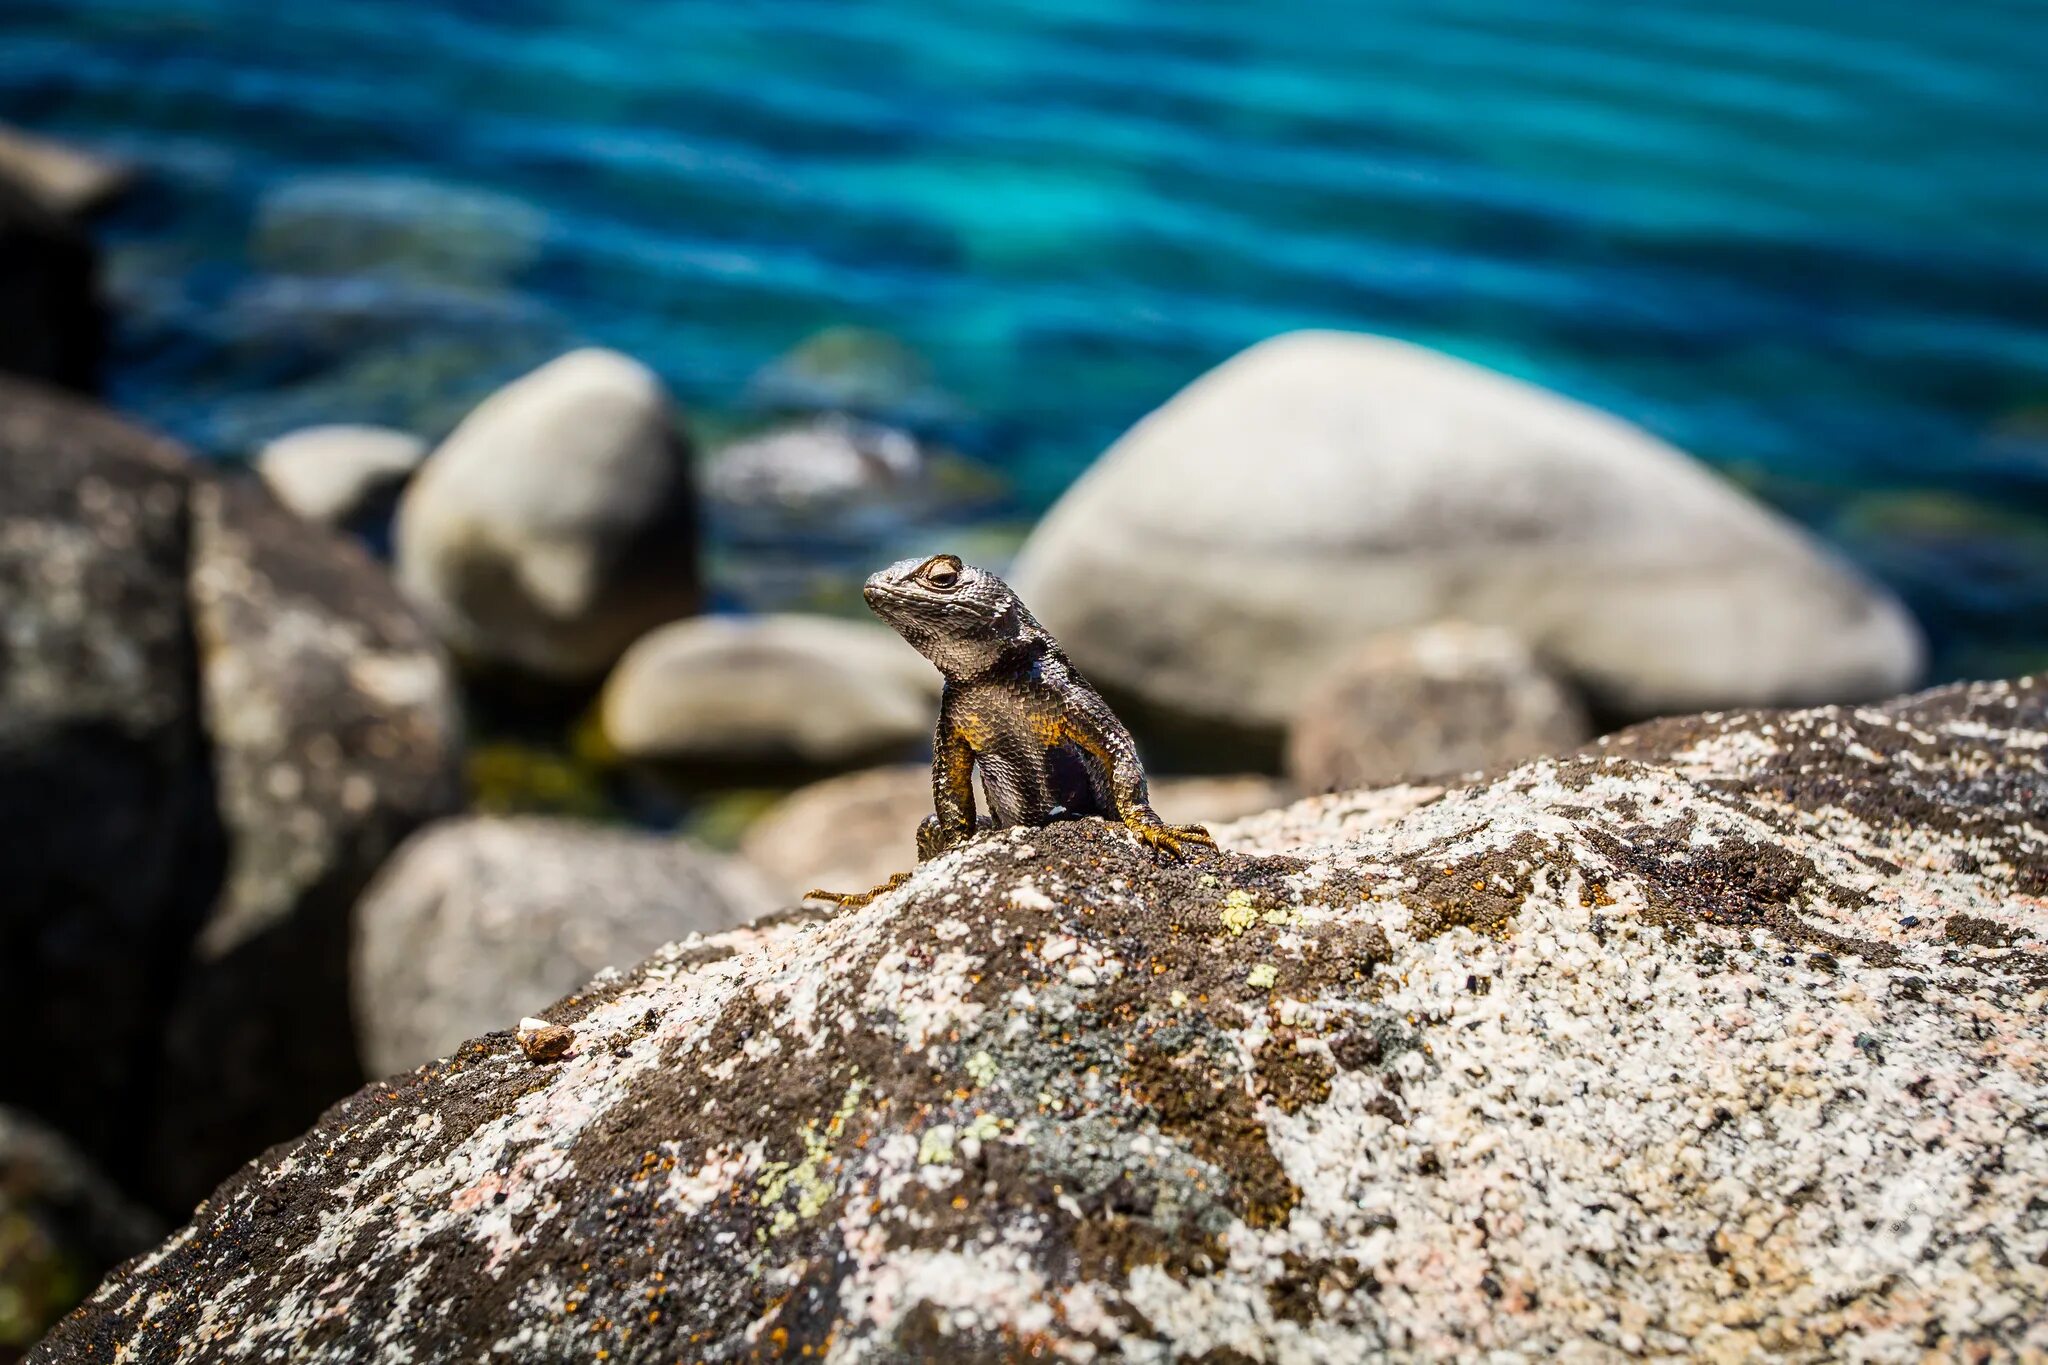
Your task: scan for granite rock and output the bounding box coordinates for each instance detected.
[0,175,101,391]
[1010,331,1925,757]
[352,816,778,1076]
[41,672,2046,1361]
[253,424,427,528]
[396,349,701,680]
[599,614,940,775]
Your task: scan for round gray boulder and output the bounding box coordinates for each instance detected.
[254,423,427,527]
[396,348,701,680]
[599,614,939,773]
[705,414,923,511]
[352,816,779,1075]
[1287,622,1592,791]
[1011,331,1924,749]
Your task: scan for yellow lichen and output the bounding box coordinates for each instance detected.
[1220,890,1260,935]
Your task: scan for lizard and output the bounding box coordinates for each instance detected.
[806,553,1217,906]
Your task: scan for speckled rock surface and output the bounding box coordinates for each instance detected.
[1287,622,1591,791]
[148,476,463,1210]
[742,764,1292,903]
[353,817,778,1076]
[0,378,222,1172]
[0,1108,158,1362]
[38,675,2047,1362]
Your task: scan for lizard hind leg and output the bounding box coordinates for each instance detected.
[804,870,913,908]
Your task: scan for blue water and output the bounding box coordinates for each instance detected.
[5,0,2047,679]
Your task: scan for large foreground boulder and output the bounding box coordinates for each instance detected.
[353,817,778,1076]
[0,379,461,1211]
[395,348,701,681]
[1010,331,1924,756]
[38,673,2046,1360]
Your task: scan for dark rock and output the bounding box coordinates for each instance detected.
[41,673,2048,1358]
[147,476,462,1210]
[0,378,221,1171]
[0,1107,158,1361]
[0,175,102,392]
[352,817,775,1076]
[0,380,461,1212]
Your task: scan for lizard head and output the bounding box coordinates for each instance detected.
[863,553,1037,678]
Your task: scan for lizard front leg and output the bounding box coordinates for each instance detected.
[807,694,980,906]
[1060,697,1217,859]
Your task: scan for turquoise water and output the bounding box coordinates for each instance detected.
[5,0,2048,678]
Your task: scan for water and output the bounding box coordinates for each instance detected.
[5,0,2047,679]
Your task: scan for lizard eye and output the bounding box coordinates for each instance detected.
[921,558,961,590]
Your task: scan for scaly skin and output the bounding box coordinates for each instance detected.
[806,554,1214,906]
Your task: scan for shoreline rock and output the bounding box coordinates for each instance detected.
[396,348,701,681]
[36,672,2045,1361]
[1011,331,1925,759]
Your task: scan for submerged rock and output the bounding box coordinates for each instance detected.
[0,1108,158,1359]
[1287,621,1591,790]
[352,816,778,1076]
[253,423,427,528]
[598,614,939,775]
[741,764,1291,902]
[705,414,924,511]
[1011,331,1924,757]
[396,348,701,681]
[43,671,2046,1361]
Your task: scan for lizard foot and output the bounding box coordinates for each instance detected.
[1127,820,1219,860]
[804,871,912,907]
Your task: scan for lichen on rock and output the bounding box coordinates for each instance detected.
[35,676,2048,1362]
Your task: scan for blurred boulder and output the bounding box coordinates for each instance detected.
[0,1107,159,1361]
[252,174,545,287]
[0,125,131,218]
[396,348,701,681]
[748,325,946,421]
[150,477,463,1210]
[600,615,938,775]
[0,379,462,1212]
[1011,331,1924,759]
[0,378,221,1172]
[705,414,923,511]
[0,175,101,392]
[1287,622,1591,791]
[254,423,427,528]
[352,816,777,1075]
[740,764,1289,900]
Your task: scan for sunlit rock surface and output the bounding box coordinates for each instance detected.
[37,675,2047,1362]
